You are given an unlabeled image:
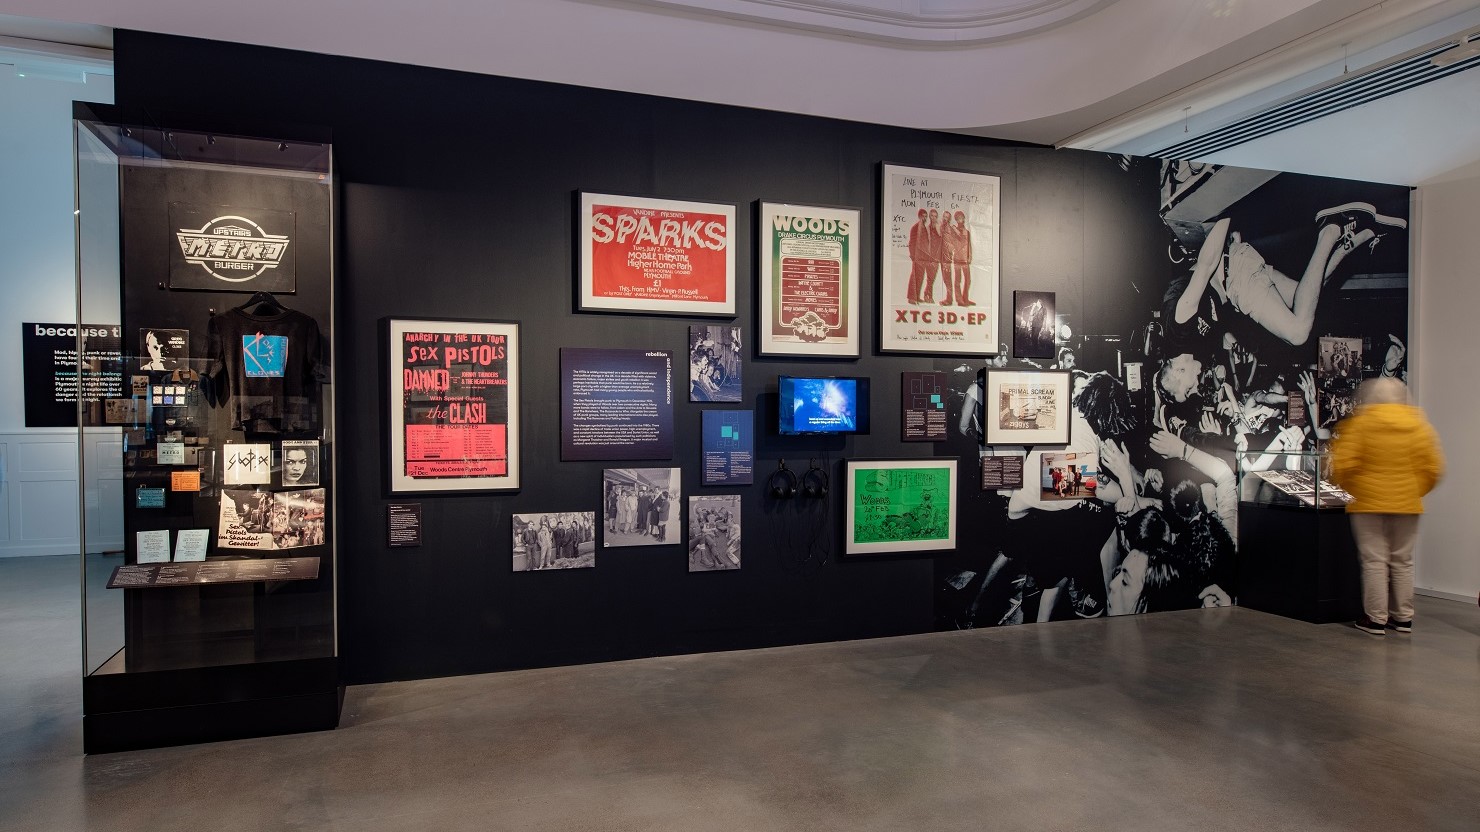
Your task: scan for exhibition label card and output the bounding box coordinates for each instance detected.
[387,503,422,548]
[900,371,948,441]
[1287,389,1309,427]
[171,469,202,491]
[224,443,272,484]
[136,530,171,564]
[560,348,675,461]
[174,528,210,562]
[701,410,754,485]
[980,456,1024,490]
[136,487,167,508]
[157,442,186,465]
[20,321,124,428]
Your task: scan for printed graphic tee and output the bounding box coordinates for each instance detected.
[207,305,324,434]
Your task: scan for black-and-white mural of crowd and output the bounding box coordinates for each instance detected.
[936,158,1409,628]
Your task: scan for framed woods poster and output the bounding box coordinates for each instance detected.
[578,192,736,316]
[387,318,520,494]
[844,458,957,556]
[879,164,1000,355]
[757,201,860,356]
[983,368,1071,446]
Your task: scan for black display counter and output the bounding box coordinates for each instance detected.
[1238,501,1361,624]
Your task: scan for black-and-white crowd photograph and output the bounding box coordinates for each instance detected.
[513,512,596,571]
[688,495,740,572]
[271,488,326,549]
[936,159,1409,629]
[689,325,743,402]
[603,468,680,547]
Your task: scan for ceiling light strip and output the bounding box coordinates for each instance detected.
[1155,46,1480,160]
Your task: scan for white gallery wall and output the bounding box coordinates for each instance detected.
[0,62,114,556]
[1414,170,1480,601]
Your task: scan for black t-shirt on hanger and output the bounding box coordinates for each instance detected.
[206,304,324,435]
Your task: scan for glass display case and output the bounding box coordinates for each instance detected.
[1236,449,1360,624]
[1237,449,1353,509]
[75,104,340,752]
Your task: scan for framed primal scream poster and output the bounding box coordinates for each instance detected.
[577,192,737,317]
[387,318,521,494]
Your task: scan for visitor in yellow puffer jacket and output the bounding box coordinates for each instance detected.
[1329,377,1443,636]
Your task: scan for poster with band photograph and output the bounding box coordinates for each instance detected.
[879,164,1000,355]
[757,201,860,356]
[387,318,521,494]
[577,192,736,316]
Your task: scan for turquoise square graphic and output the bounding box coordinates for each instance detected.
[243,334,288,378]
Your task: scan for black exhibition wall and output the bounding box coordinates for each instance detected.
[112,30,1410,684]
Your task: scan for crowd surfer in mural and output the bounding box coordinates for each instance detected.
[937,158,1410,629]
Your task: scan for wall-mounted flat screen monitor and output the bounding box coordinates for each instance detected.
[778,376,870,435]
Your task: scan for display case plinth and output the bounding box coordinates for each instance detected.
[1237,503,1360,624]
[83,657,341,754]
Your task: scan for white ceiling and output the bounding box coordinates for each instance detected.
[1,0,1478,185]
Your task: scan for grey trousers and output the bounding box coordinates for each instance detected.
[1349,513,1420,625]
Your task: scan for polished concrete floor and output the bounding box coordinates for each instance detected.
[3,554,1479,832]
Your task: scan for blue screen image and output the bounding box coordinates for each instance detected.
[781,377,858,434]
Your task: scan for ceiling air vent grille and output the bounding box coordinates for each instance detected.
[1155,42,1480,160]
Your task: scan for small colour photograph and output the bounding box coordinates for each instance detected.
[1039,451,1097,501]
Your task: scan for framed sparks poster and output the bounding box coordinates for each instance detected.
[844,458,957,556]
[387,318,521,494]
[879,163,1000,355]
[983,368,1071,446]
[757,201,860,357]
[577,192,736,316]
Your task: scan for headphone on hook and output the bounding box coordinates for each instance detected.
[768,459,799,499]
[801,458,829,499]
